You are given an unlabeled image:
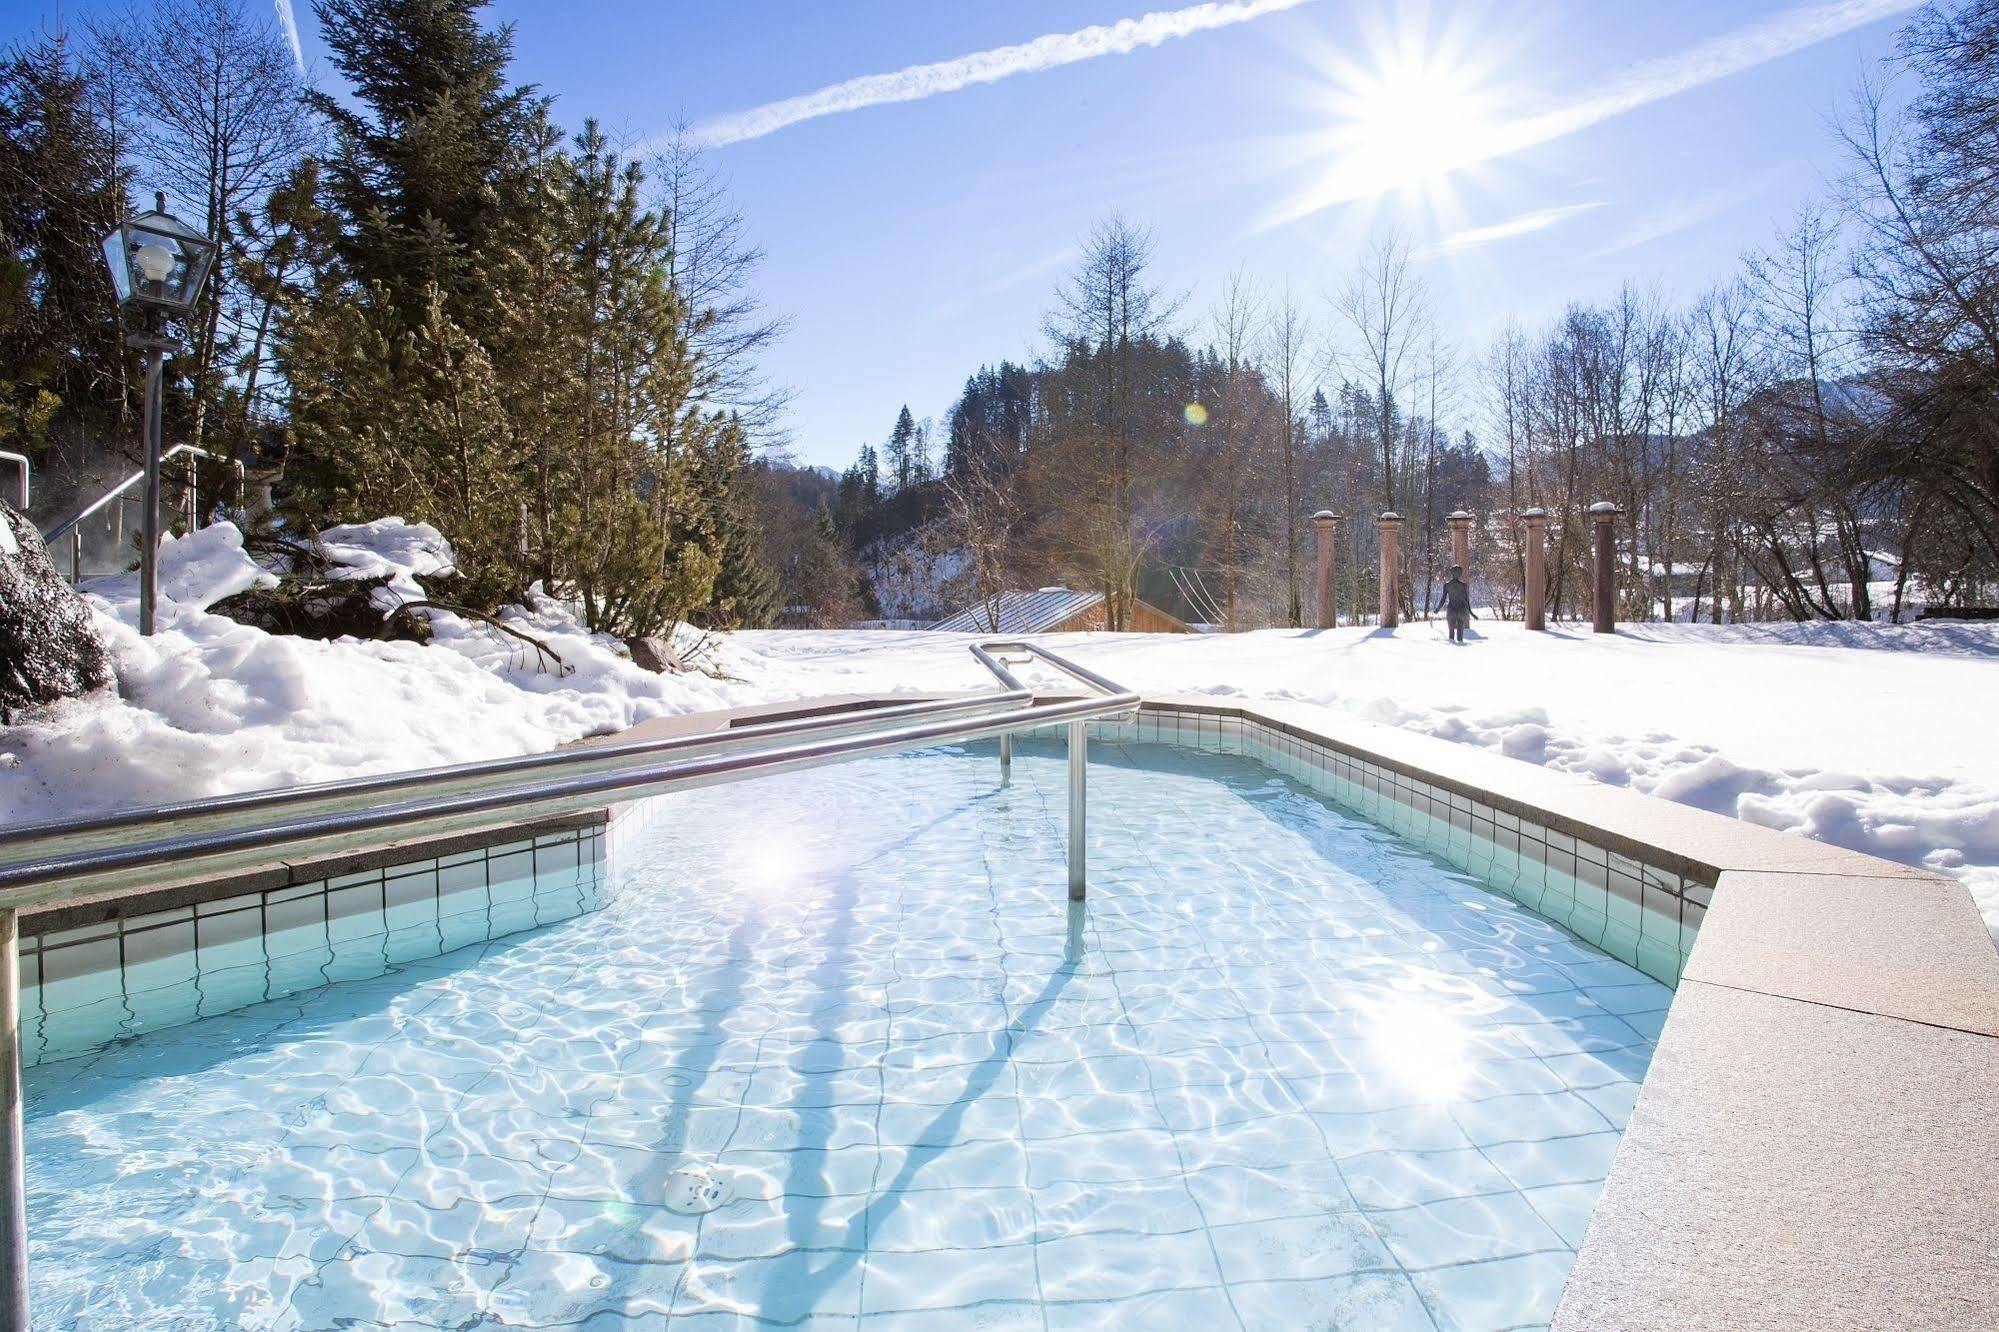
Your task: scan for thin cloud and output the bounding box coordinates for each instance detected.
[273,0,304,71]
[691,0,1317,148]
[1267,0,1919,227]
[1430,202,1605,253]
[1585,185,1761,259]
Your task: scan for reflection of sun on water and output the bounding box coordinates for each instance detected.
[740,835,807,899]
[1367,996,1471,1100]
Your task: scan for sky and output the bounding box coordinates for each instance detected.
[10,0,1923,469]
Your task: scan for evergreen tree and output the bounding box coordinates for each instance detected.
[308,0,538,329]
[694,431,779,629]
[0,35,131,444]
[885,404,916,493]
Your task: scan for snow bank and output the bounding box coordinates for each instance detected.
[0,521,780,822]
[83,521,276,611]
[318,518,454,608]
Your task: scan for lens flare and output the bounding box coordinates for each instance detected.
[1183,402,1209,426]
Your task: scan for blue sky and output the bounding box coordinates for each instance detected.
[12,1,1920,468]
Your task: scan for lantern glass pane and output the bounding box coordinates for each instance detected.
[101,229,133,303]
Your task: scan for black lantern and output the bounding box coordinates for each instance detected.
[101,192,217,316]
[99,192,217,636]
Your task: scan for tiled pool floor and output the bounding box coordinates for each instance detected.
[25,738,1669,1330]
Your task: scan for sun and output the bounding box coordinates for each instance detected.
[1340,54,1493,196]
[1256,10,1523,233]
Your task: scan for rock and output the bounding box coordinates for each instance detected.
[625,635,684,674]
[0,499,112,720]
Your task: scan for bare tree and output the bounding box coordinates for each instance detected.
[650,122,792,451]
[88,0,314,451]
[1744,207,1873,618]
[1331,229,1428,515]
[1263,284,1311,625]
[1688,281,1762,621]
[940,453,1022,632]
[1200,266,1268,630]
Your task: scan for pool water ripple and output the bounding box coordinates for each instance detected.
[24,737,1668,1330]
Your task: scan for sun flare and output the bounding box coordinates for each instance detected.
[1259,13,1522,231]
[1339,55,1492,194]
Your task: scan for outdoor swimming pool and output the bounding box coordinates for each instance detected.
[24,735,1669,1329]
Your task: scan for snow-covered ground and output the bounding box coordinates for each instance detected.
[6,520,1996,940]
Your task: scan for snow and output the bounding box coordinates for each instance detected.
[5,525,1996,944]
[318,518,455,608]
[83,521,276,610]
[0,521,781,821]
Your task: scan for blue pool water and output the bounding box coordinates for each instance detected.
[24,737,1669,1330]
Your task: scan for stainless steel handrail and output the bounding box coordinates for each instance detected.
[972,639,1133,703]
[0,644,1134,913]
[969,640,1134,899]
[41,443,244,581]
[0,687,1134,913]
[0,691,1034,861]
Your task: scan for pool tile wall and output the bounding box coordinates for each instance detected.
[1072,706,1709,987]
[18,825,608,1067]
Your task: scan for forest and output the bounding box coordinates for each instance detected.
[2,0,778,636]
[5,0,1999,637]
[784,1,1999,631]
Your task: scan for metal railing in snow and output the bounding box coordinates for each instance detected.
[39,443,243,582]
[0,642,1137,1321]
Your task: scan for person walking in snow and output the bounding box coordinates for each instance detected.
[1433,565,1474,644]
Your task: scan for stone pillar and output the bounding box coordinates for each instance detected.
[1521,507,1548,631]
[1377,511,1403,628]
[1311,510,1340,629]
[1591,501,1618,634]
[1448,510,1473,575]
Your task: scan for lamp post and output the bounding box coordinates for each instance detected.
[101,193,217,636]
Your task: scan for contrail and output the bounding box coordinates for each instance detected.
[691,0,1318,147]
[1431,202,1605,253]
[1266,0,1921,227]
[273,0,304,71]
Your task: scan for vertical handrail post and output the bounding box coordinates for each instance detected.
[1067,720,1087,901]
[0,907,28,1328]
[68,529,81,583]
[999,732,1012,776]
[137,340,167,636]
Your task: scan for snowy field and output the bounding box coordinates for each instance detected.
[5,521,1995,940]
